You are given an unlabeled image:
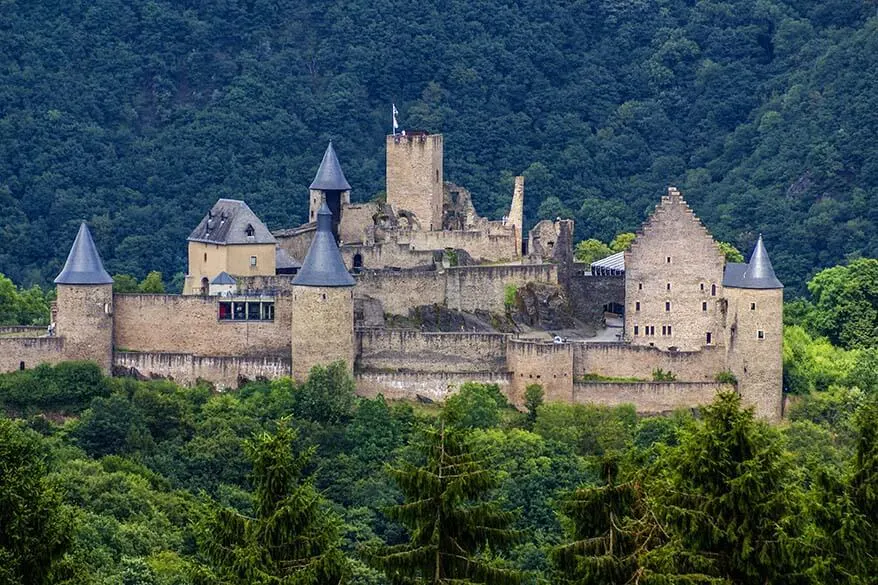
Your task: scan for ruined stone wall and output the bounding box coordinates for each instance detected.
[446,264,558,313]
[573,382,733,413]
[354,269,445,316]
[574,342,725,382]
[291,286,354,380]
[56,284,114,372]
[408,229,518,263]
[274,225,316,265]
[625,188,726,351]
[506,339,573,405]
[114,351,290,389]
[357,329,508,373]
[356,371,511,402]
[568,274,625,325]
[338,203,378,244]
[114,294,291,357]
[341,242,438,270]
[386,134,444,231]
[236,276,294,295]
[724,287,784,420]
[0,337,64,373]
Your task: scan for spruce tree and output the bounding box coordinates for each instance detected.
[645,392,807,585]
[369,425,523,585]
[199,424,347,584]
[551,456,653,585]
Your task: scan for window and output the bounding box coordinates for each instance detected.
[750,302,756,310]
[635,301,641,311]
[634,325,639,335]
[247,302,261,320]
[758,330,765,339]
[218,300,274,321]
[436,169,439,183]
[245,224,255,237]
[662,325,667,336]
[706,332,712,345]
[19,361,25,371]
[204,253,207,262]
[250,256,257,267]
[702,301,708,311]
[638,282,643,290]
[666,256,671,263]
[666,282,671,291]
[711,284,717,296]
[218,302,232,320]
[665,301,671,312]
[233,302,246,320]
[668,325,672,336]
[700,283,705,292]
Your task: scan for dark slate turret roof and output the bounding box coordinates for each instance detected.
[309,142,351,191]
[54,223,113,285]
[188,199,276,245]
[292,203,355,287]
[211,271,236,285]
[723,235,783,289]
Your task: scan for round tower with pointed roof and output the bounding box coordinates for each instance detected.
[309,142,351,240]
[54,222,115,373]
[291,203,356,380]
[722,235,784,420]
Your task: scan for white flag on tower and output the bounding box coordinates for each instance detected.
[392,104,399,134]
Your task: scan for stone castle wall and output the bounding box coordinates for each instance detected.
[574,343,725,382]
[386,134,444,231]
[0,337,64,373]
[55,284,114,372]
[573,382,734,413]
[357,329,508,373]
[506,339,574,405]
[355,269,445,316]
[341,242,438,271]
[356,371,511,402]
[114,351,290,389]
[291,286,354,380]
[114,294,291,357]
[568,274,625,324]
[408,229,518,263]
[446,264,558,313]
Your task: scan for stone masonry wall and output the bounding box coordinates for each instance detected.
[356,371,511,402]
[573,382,734,413]
[341,242,438,271]
[56,284,114,372]
[506,339,573,405]
[625,188,726,351]
[354,269,445,316]
[114,294,291,357]
[357,329,508,373]
[114,351,290,389]
[446,264,557,313]
[386,134,444,231]
[574,343,725,382]
[0,337,64,374]
[568,274,625,325]
[408,230,518,263]
[291,286,354,380]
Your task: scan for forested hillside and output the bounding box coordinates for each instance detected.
[1,0,877,291]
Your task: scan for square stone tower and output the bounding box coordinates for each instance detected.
[386,132,444,231]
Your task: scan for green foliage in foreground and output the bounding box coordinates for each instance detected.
[0,362,876,584]
[0,273,50,326]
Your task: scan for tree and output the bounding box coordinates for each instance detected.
[443,382,507,429]
[574,240,613,264]
[199,424,347,584]
[645,392,807,584]
[138,271,165,294]
[369,426,523,584]
[523,384,544,430]
[113,274,140,293]
[0,418,75,584]
[609,233,635,252]
[804,259,878,349]
[293,361,356,424]
[717,242,744,264]
[552,457,653,585]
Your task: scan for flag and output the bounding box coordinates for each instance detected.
[392,103,399,132]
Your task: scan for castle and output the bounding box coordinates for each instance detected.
[0,132,784,420]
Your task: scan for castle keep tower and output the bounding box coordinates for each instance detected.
[625,187,726,351]
[386,132,444,231]
[309,141,351,240]
[723,236,784,420]
[54,223,114,373]
[291,203,356,380]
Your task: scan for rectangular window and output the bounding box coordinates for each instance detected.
[758,330,765,339]
[666,256,671,263]
[666,282,671,291]
[250,256,258,267]
[700,283,705,291]
[233,302,246,320]
[635,301,641,311]
[751,302,756,310]
[662,325,667,335]
[218,302,232,320]
[634,325,639,335]
[668,325,672,336]
[263,302,275,321]
[665,301,671,312]
[247,302,261,320]
[702,301,708,311]
[706,332,712,345]
[638,282,643,290]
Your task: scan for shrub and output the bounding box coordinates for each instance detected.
[715,370,738,384]
[652,368,677,381]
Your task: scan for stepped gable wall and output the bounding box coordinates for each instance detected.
[114,351,290,390]
[114,294,291,357]
[572,342,724,381]
[354,269,445,316]
[446,264,558,313]
[356,329,508,373]
[356,371,511,402]
[0,337,64,373]
[573,382,734,413]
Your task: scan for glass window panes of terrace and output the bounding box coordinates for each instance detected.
[218,300,275,321]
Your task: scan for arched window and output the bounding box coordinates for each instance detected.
[353,253,363,272]
[201,277,209,296]
[711,283,717,296]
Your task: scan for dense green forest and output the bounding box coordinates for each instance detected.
[1,1,878,293]
[1,360,876,585]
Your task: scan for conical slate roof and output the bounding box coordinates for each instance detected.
[54,223,113,285]
[309,142,351,191]
[723,235,783,289]
[292,203,355,287]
